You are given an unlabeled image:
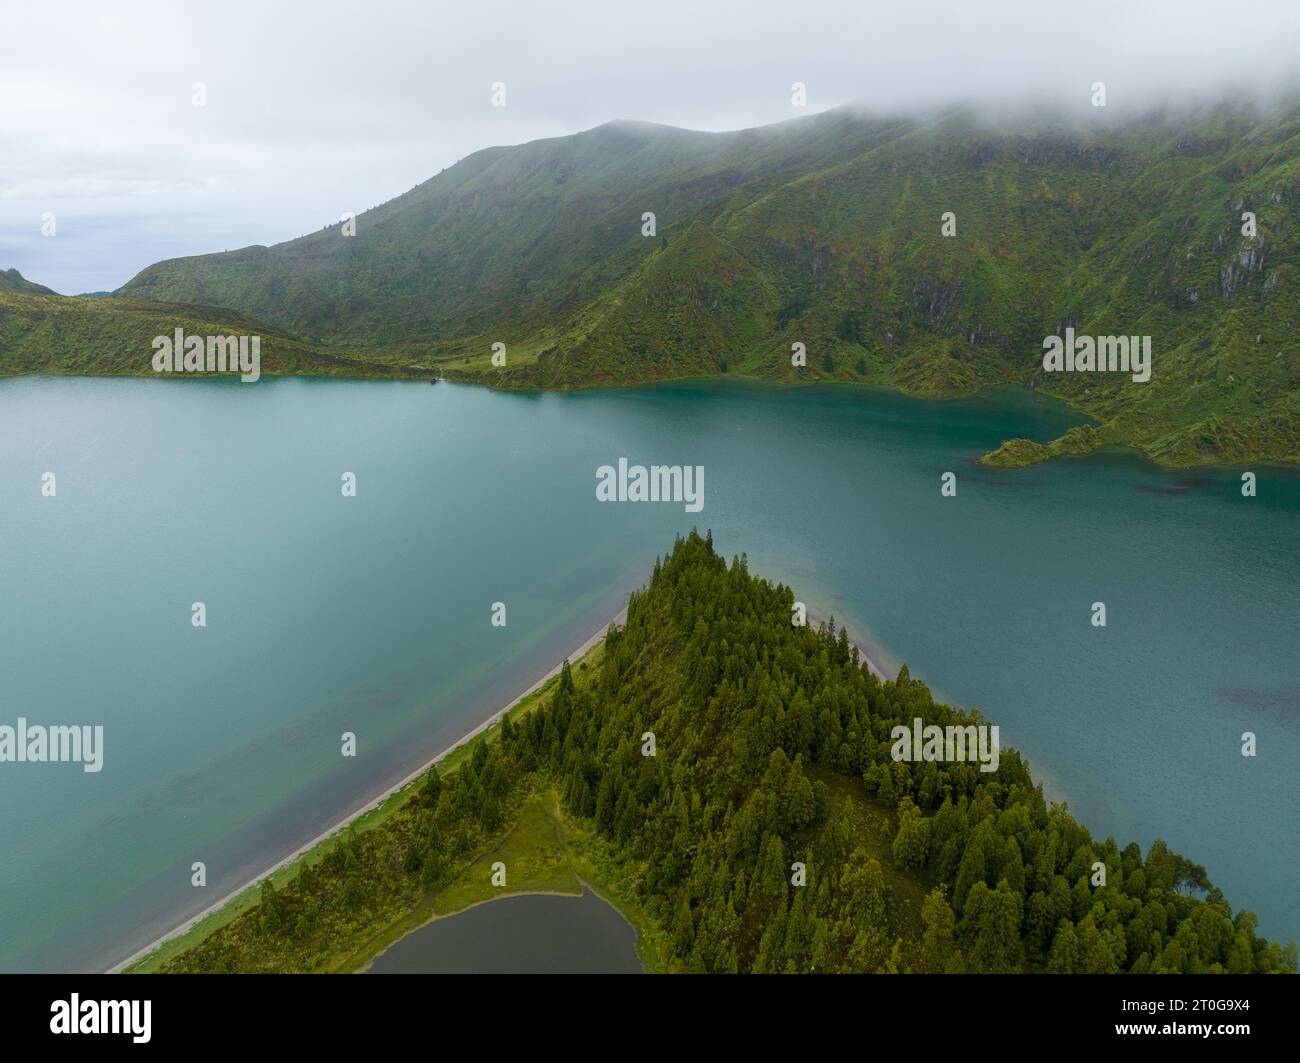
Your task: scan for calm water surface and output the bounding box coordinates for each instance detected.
[367,891,641,974]
[0,375,1295,970]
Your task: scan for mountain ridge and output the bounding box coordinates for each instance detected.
[0,268,57,296]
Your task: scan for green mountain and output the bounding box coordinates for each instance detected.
[0,268,56,295]
[17,100,1300,467]
[153,532,1296,974]
[117,115,901,344]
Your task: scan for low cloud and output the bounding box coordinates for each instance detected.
[4,0,1299,292]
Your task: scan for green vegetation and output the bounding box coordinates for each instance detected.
[0,291,423,380]
[8,101,1300,467]
[982,424,1107,467]
[0,268,55,295]
[152,532,1296,974]
[432,790,580,913]
[342,790,578,974]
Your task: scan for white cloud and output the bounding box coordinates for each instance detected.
[3,0,1299,292]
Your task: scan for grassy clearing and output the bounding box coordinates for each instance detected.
[349,785,668,974]
[807,765,930,944]
[433,790,580,913]
[342,789,581,973]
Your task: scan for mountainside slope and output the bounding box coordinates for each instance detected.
[484,105,1300,467]
[118,113,907,348]
[0,291,418,379]
[67,102,1300,466]
[0,268,56,295]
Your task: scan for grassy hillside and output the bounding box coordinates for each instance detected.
[151,532,1295,974]
[0,291,423,379]
[116,114,904,348]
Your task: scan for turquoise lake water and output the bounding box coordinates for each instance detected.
[0,375,1295,970]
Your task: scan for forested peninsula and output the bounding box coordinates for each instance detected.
[149,532,1296,974]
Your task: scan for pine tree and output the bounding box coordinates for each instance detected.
[420,765,442,807]
[953,840,986,913]
[892,802,931,870]
[920,887,956,972]
[1047,920,1081,973]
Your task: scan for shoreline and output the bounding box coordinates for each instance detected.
[109,598,895,974]
[806,608,894,682]
[107,606,628,974]
[11,371,1297,475]
[357,880,640,975]
[807,608,1074,805]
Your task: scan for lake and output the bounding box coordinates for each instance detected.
[366,891,641,974]
[0,374,1296,971]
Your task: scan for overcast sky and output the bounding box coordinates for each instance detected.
[4,0,1299,293]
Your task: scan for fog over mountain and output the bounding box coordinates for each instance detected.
[4,0,1300,293]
